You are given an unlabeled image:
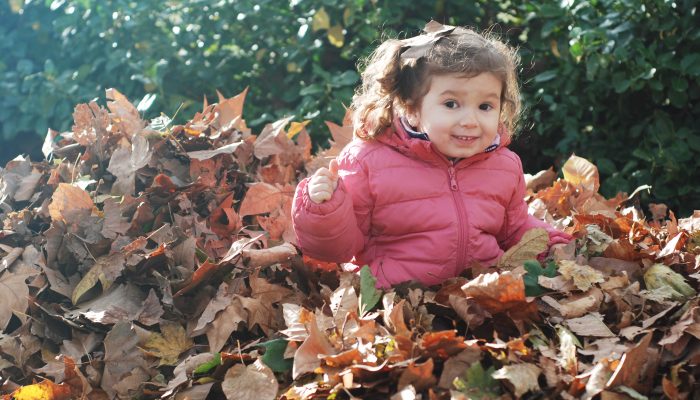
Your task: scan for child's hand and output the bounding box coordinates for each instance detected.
[308,159,339,204]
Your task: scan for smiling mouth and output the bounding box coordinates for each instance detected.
[451,135,478,142]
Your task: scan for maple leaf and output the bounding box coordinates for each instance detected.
[143,322,194,366]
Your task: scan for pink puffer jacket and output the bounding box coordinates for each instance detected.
[292,118,563,288]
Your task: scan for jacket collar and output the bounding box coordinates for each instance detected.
[375,117,511,167]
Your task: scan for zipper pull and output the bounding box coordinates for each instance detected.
[448,166,458,191]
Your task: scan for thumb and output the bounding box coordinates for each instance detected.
[329,159,339,179]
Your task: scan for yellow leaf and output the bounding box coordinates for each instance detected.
[9,0,23,13]
[287,120,310,139]
[327,25,344,47]
[562,154,599,193]
[143,322,194,366]
[497,228,549,269]
[311,7,330,31]
[343,7,352,25]
[10,380,71,400]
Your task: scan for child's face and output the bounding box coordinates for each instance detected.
[408,72,502,159]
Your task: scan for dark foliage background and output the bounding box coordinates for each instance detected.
[1,0,698,214]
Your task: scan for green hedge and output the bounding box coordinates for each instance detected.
[1,0,699,214]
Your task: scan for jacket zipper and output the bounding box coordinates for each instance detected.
[447,164,469,273]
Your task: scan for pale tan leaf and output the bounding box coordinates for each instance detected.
[558,260,606,291]
[222,360,278,400]
[498,228,549,269]
[565,312,615,337]
[292,312,335,379]
[492,363,542,397]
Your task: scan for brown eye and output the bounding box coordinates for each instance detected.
[444,100,459,109]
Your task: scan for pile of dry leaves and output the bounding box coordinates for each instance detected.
[0,89,698,400]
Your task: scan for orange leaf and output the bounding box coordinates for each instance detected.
[6,380,72,400]
[461,272,527,314]
[420,330,467,360]
[397,359,436,392]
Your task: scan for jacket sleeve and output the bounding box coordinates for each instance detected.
[291,152,372,262]
[497,156,571,250]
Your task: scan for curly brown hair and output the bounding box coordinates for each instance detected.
[351,25,521,140]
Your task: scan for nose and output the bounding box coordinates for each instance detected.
[459,109,478,128]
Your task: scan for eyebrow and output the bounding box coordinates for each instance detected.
[440,90,500,101]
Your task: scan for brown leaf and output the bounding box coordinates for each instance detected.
[238,182,286,217]
[101,322,150,399]
[293,311,335,379]
[606,332,660,394]
[437,347,482,389]
[254,116,294,159]
[0,270,32,329]
[206,296,246,352]
[106,88,145,139]
[525,167,557,192]
[221,359,278,400]
[49,183,95,224]
[397,359,436,392]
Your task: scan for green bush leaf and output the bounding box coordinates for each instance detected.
[359,265,381,315]
[259,339,293,372]
[452,362,501,399]
[193,353,221,375]
[523,260,557,297]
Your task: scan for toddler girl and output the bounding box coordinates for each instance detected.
[292,21,570,288]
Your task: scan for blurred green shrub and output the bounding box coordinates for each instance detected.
[1,0,698,214]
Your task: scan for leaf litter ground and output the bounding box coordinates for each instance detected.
[0,89,699,400]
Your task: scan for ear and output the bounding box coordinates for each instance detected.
[406,111,419,127]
